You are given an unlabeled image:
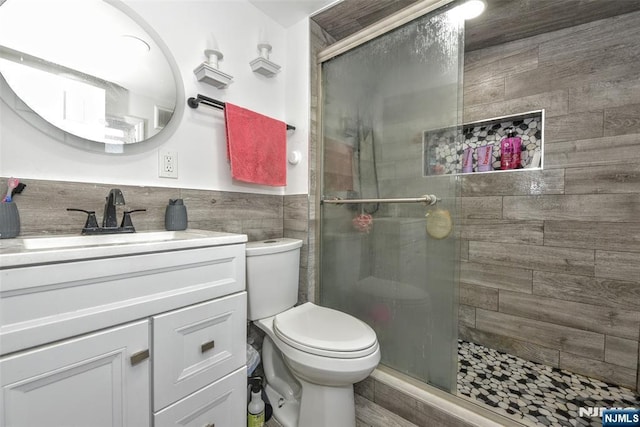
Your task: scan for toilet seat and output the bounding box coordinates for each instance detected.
[273,303,378,359]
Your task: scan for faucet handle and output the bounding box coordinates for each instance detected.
[120,209,146,230]
[67,208,99,232]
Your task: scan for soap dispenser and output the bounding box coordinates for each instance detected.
[500,127,521,170]
[165,199,188,231]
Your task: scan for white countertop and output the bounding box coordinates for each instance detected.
[0,229,248,268]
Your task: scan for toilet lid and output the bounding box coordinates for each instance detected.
[273,303,378,359]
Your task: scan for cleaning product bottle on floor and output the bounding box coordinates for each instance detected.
[248,382,265,427]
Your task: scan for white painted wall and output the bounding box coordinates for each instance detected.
[0,0,310,195]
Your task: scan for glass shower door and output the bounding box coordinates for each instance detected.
[319,3,463,392]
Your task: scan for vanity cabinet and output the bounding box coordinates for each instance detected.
[0,320,151,427]
[0,232,248,427]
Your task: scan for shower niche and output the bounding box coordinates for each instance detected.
[423,109,544,176]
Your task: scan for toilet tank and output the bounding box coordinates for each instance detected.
[246,238,303,321]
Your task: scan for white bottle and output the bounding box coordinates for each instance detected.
[248,383,265,427]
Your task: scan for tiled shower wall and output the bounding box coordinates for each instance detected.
[307,19,337,303]
[459,11,640,390]
[309,7,640,427]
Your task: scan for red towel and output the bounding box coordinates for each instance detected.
[224,103,287,186]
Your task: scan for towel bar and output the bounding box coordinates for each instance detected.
[188,94,296,131]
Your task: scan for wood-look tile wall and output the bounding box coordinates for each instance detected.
[5,179,284,240]
[5,178,311,308]
[308,20,337,303]
[353,374,508,427]
[460,11,640,390]
[284,193,310,304]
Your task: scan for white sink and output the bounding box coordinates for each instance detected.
[0,229,248,268]
[21,230,208,250]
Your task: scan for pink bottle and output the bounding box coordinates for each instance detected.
[511,130,522,168]
[462,147,473,173]
[476,145,493,172]
[500,128,521,170]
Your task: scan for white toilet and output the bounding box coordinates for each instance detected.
[246,238,381,427]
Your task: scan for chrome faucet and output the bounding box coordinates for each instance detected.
[103,188,125,228]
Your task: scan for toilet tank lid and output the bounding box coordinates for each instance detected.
[246,238,303,256]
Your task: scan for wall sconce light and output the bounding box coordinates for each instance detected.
[193,33,233,89]
[250,29,280,77]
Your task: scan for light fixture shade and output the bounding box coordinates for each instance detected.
[193,62,233,88]
[250,57,281,77]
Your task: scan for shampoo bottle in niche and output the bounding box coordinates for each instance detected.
[462,147,473,173]
[476,145,493,172]
[511,129,522,168]
[248,382,265,427]
[500,128,521,170]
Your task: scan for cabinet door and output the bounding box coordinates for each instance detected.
[0,320,150,427]
[154,366,246,427]
[153,292,246,411]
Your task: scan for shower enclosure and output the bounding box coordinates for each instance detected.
[318,1,464,392]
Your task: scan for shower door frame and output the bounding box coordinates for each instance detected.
[313,0,456,304]
[314,0,462,391]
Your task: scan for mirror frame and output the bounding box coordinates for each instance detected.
[0,0,184,154]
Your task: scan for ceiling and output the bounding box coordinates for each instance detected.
[248,0,342,27]
[311,0,640,51]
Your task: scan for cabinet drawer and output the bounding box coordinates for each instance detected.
[154,366,246,427]
[153,292,246,411]
[1,243,245,356]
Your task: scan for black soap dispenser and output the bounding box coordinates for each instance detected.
[165,199,188,231]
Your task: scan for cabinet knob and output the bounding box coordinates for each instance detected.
[130,349,150,366]
[201,340,215,353]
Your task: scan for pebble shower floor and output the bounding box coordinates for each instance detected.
[457,340,640,426]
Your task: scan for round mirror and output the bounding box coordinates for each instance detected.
[0,0,183,152]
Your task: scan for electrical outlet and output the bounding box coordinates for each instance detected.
[159,151,178,178]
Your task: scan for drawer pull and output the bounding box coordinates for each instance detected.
[203,424,215,427]
[201,340,215,353]
[130,349,150,366]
